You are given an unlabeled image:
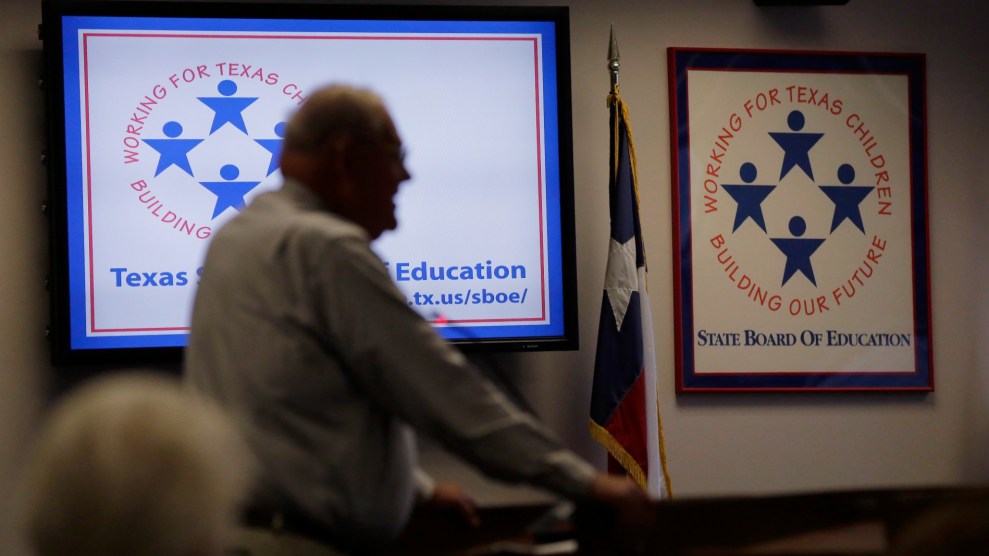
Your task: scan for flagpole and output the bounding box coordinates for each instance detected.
[608,24,620,93]
[607,25,622,184]
[600,22,630,482]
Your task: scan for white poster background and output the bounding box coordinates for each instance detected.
[686,70,916,374]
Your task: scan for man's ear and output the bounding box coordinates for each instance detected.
[323,134,364,183]
[339,134,368,177]
[321,134,351,168]
[321,135,363,207]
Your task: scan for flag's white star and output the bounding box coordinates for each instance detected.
[604,236,637,331]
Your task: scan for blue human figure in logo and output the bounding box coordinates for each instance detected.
[198,164,262,219]
[769,110,823,181]
[142,121,203,177]
[722,162,776,233]
[771,216,825,287]
[255,122,286,176]
[819,163,875,233]
[198,80,258,135]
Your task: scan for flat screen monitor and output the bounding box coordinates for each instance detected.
[42,0,578,365]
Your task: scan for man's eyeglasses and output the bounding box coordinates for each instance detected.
[377,142,407,166]
[356,134,406,166]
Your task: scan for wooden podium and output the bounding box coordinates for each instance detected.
[389,502,559,555]
[575,486,989,555]
[388,486,989,555]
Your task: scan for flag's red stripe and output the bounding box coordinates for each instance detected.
[603,368,648,472]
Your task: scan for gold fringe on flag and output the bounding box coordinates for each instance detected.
[588,419,648,490]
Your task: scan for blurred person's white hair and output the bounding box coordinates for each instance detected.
[20,372,254,556]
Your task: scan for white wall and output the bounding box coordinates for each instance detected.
[2,0,987,507]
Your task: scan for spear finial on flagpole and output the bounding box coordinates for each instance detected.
[608,23,620,92]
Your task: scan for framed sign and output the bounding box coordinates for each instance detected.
[668,48,932,392]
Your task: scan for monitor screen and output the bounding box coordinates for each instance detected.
[42,0,578,365]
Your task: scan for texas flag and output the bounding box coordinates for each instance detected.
[589,89,670,499]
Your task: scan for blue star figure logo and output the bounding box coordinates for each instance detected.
[819,163,875,233]
[771,216,825,286]
[255,122,287,176]
[198,79,258,135]
[143,121,203,177]
[723,162,776,233]
[199,164,261,219]
[770,110,823,181]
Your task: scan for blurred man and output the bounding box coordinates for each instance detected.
[185,84,652,555]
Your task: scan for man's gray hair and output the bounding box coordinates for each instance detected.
[20,373,254,556]
[283,84,393,153]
